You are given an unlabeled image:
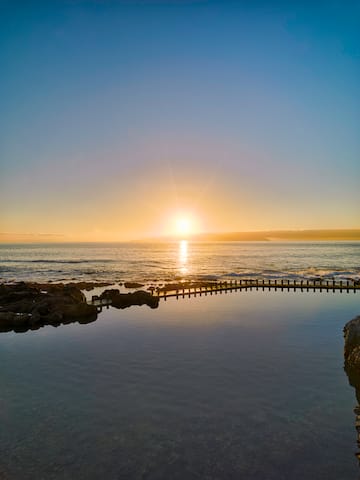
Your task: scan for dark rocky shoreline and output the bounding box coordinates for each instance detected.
[0,282,159,333]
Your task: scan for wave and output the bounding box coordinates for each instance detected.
[224,269,360,281]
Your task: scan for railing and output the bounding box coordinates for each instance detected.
[155,279,359,300]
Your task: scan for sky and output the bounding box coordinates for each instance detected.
[0,0,359,241]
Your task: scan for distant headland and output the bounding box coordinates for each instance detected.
[187,229,360,242]
[1,229,360,243]
[155,229,360,242]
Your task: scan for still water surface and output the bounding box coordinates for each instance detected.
[0,290,359,479]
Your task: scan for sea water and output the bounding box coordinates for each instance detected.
[0,241,359,284]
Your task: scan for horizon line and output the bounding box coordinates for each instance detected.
[1,228,360,244]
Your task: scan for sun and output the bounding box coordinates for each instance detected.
[175,217,191,237]
[164,211,200,238]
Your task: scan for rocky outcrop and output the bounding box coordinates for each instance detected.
[343,316,360,463]
[0,282,98,332]
[100,289,159,309]
[344,316,360,371]
[0,282,160,333]
[0,281,162,333]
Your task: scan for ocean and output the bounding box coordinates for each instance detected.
[0,241,359,284]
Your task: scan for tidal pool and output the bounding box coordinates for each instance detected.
[0,290,359,479]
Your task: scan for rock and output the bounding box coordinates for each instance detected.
[344,315,360,460]
[62,303,98,321]
[344,316,360,369]
[124,282,144,289]
[344,316,360,401]
[67,281,112,291]
[12,313,32,328]
[29,312,42,325]
[0,281,160,334]
[101,289,120,300]
[33,300,50,316]
[100,290,159,309]
[0,282,98,333]
[0,311,17,329]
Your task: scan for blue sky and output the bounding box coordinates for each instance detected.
[1,1,359,240]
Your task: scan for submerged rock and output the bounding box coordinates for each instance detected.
[124,282,145,289]
[68,281,112,291]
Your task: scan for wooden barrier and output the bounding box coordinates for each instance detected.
[155,278,359,300]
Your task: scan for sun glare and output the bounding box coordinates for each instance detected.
[175,217,191,237]
[164,211,200,238]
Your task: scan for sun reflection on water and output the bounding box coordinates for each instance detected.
[178,240,188,275]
